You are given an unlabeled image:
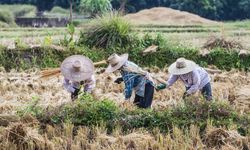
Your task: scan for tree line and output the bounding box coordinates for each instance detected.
[0,0,250,20]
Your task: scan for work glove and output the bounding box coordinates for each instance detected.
[114,77,123,84]
[71,88,80,101]
[156,83,167,91]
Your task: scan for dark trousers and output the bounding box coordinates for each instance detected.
[134,83,154,108]
[185,82,212,101]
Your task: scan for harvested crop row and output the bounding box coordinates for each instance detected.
[0,68,249,114]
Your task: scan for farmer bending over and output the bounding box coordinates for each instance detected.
[157,58,212,101]
[105,53,154,108]
[61,55,96,100]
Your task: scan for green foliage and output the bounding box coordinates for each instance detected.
[1,0,250,20]
[0,34,250,71]
[0,21,9,28]
[0,10,15,25]
[205,49,240,71]
[80,0,112,16]
[50,6,69,14]
[60,23,75,47]
[78,12,134,48]
[18,94,250,136]
[14,38,29,49]
[44,6,70,17]
[67,23,75,41]
[0,4,36,18]
[17,96,43,117]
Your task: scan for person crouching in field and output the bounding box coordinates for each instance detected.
[157,58,212,101]
[61,55,96,100]
[105,53,155,108]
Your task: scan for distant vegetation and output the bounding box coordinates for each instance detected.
[0,5,73,27]
[1,0,250,20]
[0,4,36,27]
[0,4,36,18]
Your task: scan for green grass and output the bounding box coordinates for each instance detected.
[0,4,37,18]
[17,94,250,136]
[44,6,71,17]
[224,20,250,29]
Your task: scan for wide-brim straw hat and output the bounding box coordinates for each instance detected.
[105,53,128,73]
[168,58,197,75]
[60,55,94,82]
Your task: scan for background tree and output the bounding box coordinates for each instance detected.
[80,0,112,17]
[1,0,250,20]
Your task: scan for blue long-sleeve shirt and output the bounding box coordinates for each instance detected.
[120,61,151,99]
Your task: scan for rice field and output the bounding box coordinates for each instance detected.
[0,20,250,149]
[1,21,250,49]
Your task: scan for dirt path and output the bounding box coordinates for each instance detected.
[0,68,249,114]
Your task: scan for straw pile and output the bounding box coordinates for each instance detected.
[124,7,217,25]
[205,128,248,149]
[0,122,249,150]
[235,85,250,113]
[0,123,54,149]
[203,37,243,51]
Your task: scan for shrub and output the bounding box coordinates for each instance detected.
[0,10,15,25]
[50,6,69,14]
[0,5,37,18]
[17,94,250,136]
[78,12,135,49]
[0,21,9,28]
[11,5,37,17]
[80,0,112,16]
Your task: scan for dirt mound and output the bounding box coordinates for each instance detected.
[124,7,217,25]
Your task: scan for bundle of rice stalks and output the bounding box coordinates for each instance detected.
[40,68,61,79]
[0,114,20,126]
[0,123,54,150]
[204,128,247,149]
[203,37,243,51]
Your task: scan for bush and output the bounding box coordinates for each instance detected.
[0,42,249,71]
[0,5,36,18]
[78,12,135,48]
[11,5,37,17]
[17,94,250,136]
[80,0,112,16]
[50,6,69,14]
[0,10,15,25]
[0,21,9,28]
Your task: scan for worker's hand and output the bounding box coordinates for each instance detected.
[122,100,130,107]
[71,88,80,101]
[114,77,123,84]
[145,72,155,84]
[182,92,191,99]
[155,83,167,91]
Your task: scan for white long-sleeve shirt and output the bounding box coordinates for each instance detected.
[167,67,210,94]
[63,75,96,93]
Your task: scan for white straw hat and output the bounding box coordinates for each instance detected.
[105,53,128,73]
[168,58,197,75]
[60,55,94,82]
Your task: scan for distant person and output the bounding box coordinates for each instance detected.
[105,53,155,108]
[157,58,212,101]
[61,55,96,100]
